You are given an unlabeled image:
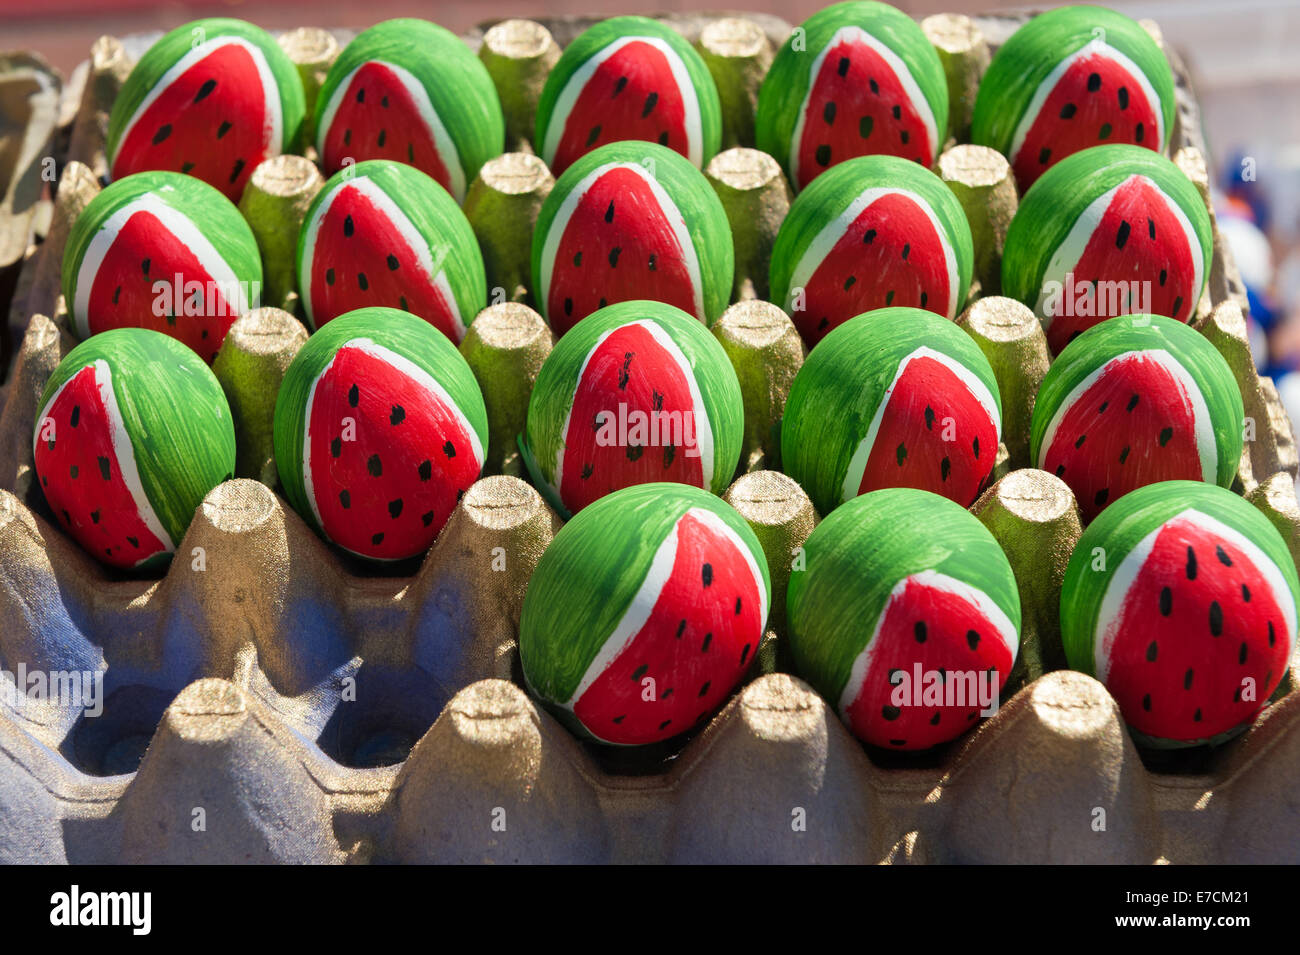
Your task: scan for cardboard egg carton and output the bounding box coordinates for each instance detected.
[1,10,1299,864]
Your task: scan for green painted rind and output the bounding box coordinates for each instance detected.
[1059,480,1300,680]
[107,18,306,160]
[62,171,264,331]
[787,487,1021,706]
[295,160,487,332]
[1001,145,1212,309]
[534,16,722,168]
[530,141,734,326]
[519,482,771,704]
[272,307,489,537]
[1029,314,1244,485]
[755,1,948,182]
[523,300,744,495]
[781,307,1000,516]
[314,18,504,185]
[38,328,236,547]
[971,5,1175,158]
[768,155,973,316]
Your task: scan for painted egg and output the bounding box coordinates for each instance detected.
[756,0,948,191]
[107,18,305,201]
[1002,144,1213,355]
[273,307,488,561]
[522,300,743,517]
[62,171,262,363]
[535,16,722,176]
[782,307,1001,515]
[520,483,770,745]
[314,18,504,202]
[787,487,1021,750]
[769,155,973,347]
[1031,314,1244,522]
[972,5,1176,191]
[1061,481,1299,747]
[33,328,236,571]
[296,160,486,342]
[531,141,733,336]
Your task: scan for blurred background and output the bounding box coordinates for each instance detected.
[4,0,1299,394]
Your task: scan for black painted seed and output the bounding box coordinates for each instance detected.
[658,131,669,146]
[740,643,751,665]
[326,268,335,286]
[1234,686,1242,703]
[1098,122,1112,139]
[1187,546,1198,580]
[389,405,404,426]
[408,143,415,163]
[815,144,831,167]
[1087,72,1101,92]
[914,621,928,643]
[699,681,711,698]
[1239,642,1248,665]
[613,715,625,724]
[1127,393,1140,411]
[609,247,621,267]
[614,76,628,96]
[676,620,686,640]
[604,201,615,223]
[348,383,359,407]
[1060,102,1077,119]
[1118,86,1129,109]
[702,563,713,587]
[98,456,111,481]
[1216,545,1233,567]
[659,720,672,731]
[564,298,573,316]
[112,285,121,305]
[367,454,382,477]
[925,406,935,430]
[1095,488,1109,508]
[586,125,601,147]
[663,688,674,698]
[343,129,352,146]
[1159,268,1168,287]
[216,120,231,139]
[339,490,350,509]
[886,290,895,305]
[330,436,342,458]
[1142,693,1151,711]
[642,92,658,117]
[70,406,80,428]
[1160,586,1172,616]
[378,129,387,148]
[902,243,911,260]
[973,436,980,459]
[967,630,980,650]
[863,228,876,245]
[127,536,139,548]
[631,664,648,681]
[823,101,836,124]
[387,254,399,271]
[930,713,941,725]
[181,161,195,173]
[1269,621,1276,646]
[1148,218,1156,241]
[152,124,172,145]
[1116,220,1131,249]
[648,253,657,271]
[1159,426,1173,446]
[343,215,354,237]
[1039,147,1051,165]
[381,95,388,108]
[859,115,873,139]
[1056,464,1066,477]
[1075,434,1087,449]
[90,510,99,524]
[844,275,856,290]
[1209,600,1223,636]
[356,88,365,103]
[1147,640,1158,662]
[1173,296,1184,316]
[422,511,434,526]
[194,78,216,103]
[1185,668,1194,690]
[920,292,928,308]
[1243,584,1251,602]
[418,460,432,482]
[941,457,951,481]
[900,130,909,145]
[371,532,384,546]
[357,273,368,291]
[896,442,907,466]
[837,56,850,77]
[142,258,151,276]
[443,441,456,458]
[626,444,643,462]
[69,465,78,479]
[388,499,403,519]
[702,632,712,652]
[882,705,901,721]
[735,596,742,615]
[892,104,901,120]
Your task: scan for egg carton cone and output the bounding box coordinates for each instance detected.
[0,10,1299,865]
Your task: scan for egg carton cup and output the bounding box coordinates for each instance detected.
[0,11,1299,865]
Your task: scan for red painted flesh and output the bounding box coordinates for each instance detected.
[795,36,932,190]
[573,511,764,744]
[307,183,461,340]
[798,192,949,346]
[112,43,269,201]
[1013,51,1160,190]
[306,345,481,560]
[550,40,690,175]
[1046,176,1198,353]
[559,323,705,514]
[34,366,168,569]
[1108,516,1289,741]
[858,355,997,507]
[547,167,697,336]
[844,577,1012,750]
[1044,354,1203,523]
[319,62,451,189]
[86,209,235,364]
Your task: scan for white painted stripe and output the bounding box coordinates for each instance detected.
[72,193,248,340]
[541,36,705,168]
[566,505,769,711]
[555,318,716,494]
[298,175,465,338]
[840,346,1001,504]
[1037,348,1219,484]
[1008,39,1166,167]
[34,360,174,560]
[785,186,960,320]
[315,60,467,201]
[839,568,1019,719]
[537,161,704,321]
[1094,510,1299,683]
[301,338,484,534]
[1035,175,1206,328]
[111,36,282,174]
[788,25,939,187]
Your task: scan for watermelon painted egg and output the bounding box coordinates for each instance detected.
[522,300,743,517]
[1031,314,1244,523]
[33,329,236,571]
[972,6,1175,192]
[782,308,1000,516]
[787,488,1021,750]
[755,1,948,191]
[535,16,722,176]
[532,141,733,336]
[273,307,488,561]
[769,155,973,347]
[1003,144,1213,355]
[296,160,486,342]
[1061,481,1299,747]
[107,18,305,202]
[314,18,504,202]
[520,483,771,745]
[62,171,262,364]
